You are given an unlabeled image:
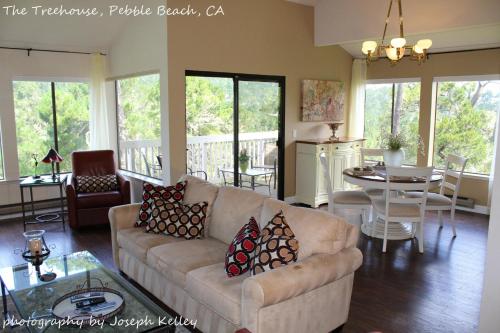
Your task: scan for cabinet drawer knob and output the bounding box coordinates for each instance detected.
[336,147,339,150]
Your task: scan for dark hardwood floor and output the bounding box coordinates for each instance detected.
[0,209,489,333]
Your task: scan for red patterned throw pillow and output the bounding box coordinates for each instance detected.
[135,181,186,227]
[146,199,208,239]
[251,211,299,275]
[225,217,261,277]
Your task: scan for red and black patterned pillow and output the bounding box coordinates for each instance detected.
[250,211,299,275]
[76,175,118,193]
[135,181,186,227]
[146,199,208,239]
[225,217,261,277]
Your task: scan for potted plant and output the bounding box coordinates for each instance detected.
[239,149,250,172]
[383,133,406,167]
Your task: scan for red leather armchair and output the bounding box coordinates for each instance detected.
[66,150,131,229]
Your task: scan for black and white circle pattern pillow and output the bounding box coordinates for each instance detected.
[251,211,299,275]
[135,181,186,227]
[76,175,118,193]
[147,199,208,239]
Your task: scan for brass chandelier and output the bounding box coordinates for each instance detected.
[361,0,432,65]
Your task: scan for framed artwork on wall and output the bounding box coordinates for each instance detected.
[301,79,345,122]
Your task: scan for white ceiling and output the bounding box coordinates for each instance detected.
[288,0,500,57]
[0,0,144,53]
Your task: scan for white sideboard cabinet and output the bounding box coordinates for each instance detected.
[295,138,364,207]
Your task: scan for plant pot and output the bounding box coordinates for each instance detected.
[383,149,405,167]
[240,161,249,173]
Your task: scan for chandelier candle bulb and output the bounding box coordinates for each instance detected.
[417,39,432,50]
[390,37,406,48]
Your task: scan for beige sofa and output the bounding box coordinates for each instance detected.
[109,175,362,333]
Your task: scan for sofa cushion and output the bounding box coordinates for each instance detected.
[180,175,219,237]
[251,211,299,275]
[117,227,185,262]
[135,181,186,227]
[225,217,261,277]
[210,186,267,244]
[147,238,227,288]
[260,199,348,260]
[77,191,122,209]
[186,263,248,325]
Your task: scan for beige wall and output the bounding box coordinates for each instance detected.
[167,0,353,197]
[367,49,500,206]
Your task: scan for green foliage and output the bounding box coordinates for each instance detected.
[434,81,500,174]
[239,148,250,163]
[364,82,420,164]
[385,133,406,151]
[117,74,161,141]
[14,81,89,176]
[185,77,279,137]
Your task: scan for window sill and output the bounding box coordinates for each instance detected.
[119,170,163,185]
[435,169,490,181]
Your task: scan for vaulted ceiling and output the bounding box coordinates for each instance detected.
[288,0,500,57]
[0,0,163,53]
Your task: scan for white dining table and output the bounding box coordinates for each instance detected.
[343,167,443,240]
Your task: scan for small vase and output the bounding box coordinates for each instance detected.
[240,161,248,173]
[383,149,405,167]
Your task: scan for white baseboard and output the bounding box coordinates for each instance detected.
[456,205,490,215]
[284,196,297,204]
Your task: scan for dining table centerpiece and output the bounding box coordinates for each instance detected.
[383,133,406,166]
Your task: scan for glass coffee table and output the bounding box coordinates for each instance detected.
[0,251,175,332]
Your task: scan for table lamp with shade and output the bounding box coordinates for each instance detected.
[41,148,63,179]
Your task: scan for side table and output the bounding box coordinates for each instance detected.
[19,175,66,231]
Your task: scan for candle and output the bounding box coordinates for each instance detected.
[29,239,42,256]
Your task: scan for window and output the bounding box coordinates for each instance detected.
[116,74,161,178]
[364,81,421,165]
[434,80,500,175]
[13,81,90,177]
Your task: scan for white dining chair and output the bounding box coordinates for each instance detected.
[372,166,434,253]
[406,154,468,237]
[360,148,386,199]
[319,153,372,224]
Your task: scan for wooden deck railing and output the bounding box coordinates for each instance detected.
[119,131,278,182]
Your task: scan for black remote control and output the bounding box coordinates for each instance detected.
[75,296,106,309]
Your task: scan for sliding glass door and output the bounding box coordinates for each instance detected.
[185,71,285,199]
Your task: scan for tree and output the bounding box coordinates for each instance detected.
[434,81,499,174]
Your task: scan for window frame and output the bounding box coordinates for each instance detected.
[431,75,500,176]
[12,78,90,177]
[363,78,422,166]
[113,72,162,179]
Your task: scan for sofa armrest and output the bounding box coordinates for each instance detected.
[108,203,141,269]
[242,247,362,310]
[117,172,131,204]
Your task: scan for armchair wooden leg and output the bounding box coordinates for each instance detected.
[438,211,443,228]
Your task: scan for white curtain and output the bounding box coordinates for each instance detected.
[89,53,111,150]
[347,59,367,138]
